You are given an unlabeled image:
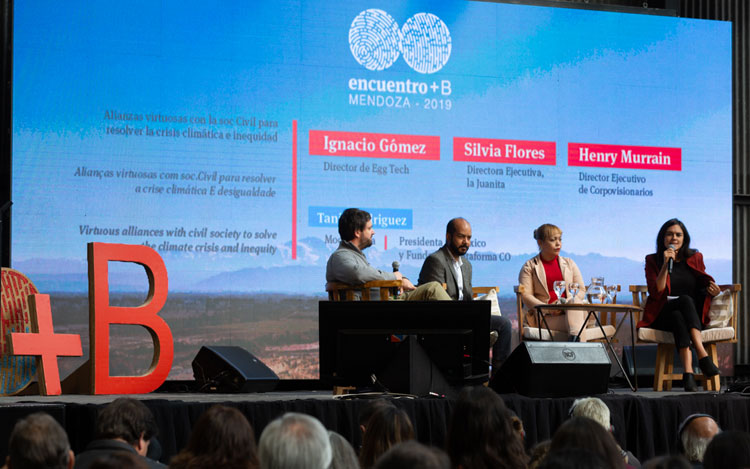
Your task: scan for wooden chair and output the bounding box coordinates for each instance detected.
[630,283,741,391]
[514,285,569,342]
[472,286,499,298]
[326,279,402,301]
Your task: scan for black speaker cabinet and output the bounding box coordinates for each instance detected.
[192,346,279,393]
[491,342,611,397]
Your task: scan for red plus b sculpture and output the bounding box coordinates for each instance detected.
[10,294,83,395]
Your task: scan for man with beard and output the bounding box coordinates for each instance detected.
[326,208,450,300]
[418,218,512,370]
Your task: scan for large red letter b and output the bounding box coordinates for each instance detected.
[89,242,173,394]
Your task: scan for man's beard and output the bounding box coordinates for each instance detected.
[449,243,468,257]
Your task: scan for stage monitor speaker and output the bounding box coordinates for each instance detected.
[377,335,457,398]
[192,345,278,393]
[491,342,611,397]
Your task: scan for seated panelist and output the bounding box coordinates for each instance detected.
[326,208,449,301]
[418,218,512,369]
[518,223,590,341]
[638,218,721,392]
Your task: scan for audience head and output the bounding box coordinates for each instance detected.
[549,416,624,469]
[169,404,259,469]
[259,412,332,469]
[569,397,612,432]
[88,452,148,469]
[328,431,359,469]
[678,413,720,463]
[642,454,692,469]
[446,386,528,469]
[94,398,158,456]
[528,440,551,469]
[702,430,750,469]
[373,441,450,469]
[358,399,396,438]
[537,448,609,469]
[338,208,371,243]
[359,405,414,468]
[6,412,74,469]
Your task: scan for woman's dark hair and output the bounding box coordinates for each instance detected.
[359,405,414,468]
[702,430,750,469]
[655,218,696,267]
[446,386,528,469]
[549,417,624,469]
[169,405,259,469]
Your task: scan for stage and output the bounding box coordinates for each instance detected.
[2,386,750,465]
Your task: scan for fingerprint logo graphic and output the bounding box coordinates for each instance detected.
[349,10,452,74]
[400,13,451,74]
[349,9,402,72]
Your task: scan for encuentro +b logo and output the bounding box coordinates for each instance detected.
[349,9,452,74]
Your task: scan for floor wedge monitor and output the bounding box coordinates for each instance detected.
[192,345,278,393]
[491,342,611,397]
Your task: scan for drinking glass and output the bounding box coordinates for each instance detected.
[568,282,580,303]
[606,284,619,304]
[553,280,566,304]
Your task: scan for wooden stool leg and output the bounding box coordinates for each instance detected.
[653,344,668,391]
[663,344,675,391]
[706,344,721,391]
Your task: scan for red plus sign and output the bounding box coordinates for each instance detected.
[10,294,82,395]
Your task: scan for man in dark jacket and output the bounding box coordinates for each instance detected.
[74,398,165,469]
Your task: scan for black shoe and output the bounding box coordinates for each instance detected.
[683,372,698,392]
[699,356,720,377]
[568,334,581,343]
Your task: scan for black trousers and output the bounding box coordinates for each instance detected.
[650,295,702,348]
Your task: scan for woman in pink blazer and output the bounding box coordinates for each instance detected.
[518,223,589,340]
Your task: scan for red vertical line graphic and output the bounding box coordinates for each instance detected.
[385,235,388,250]
[292,120,298,260]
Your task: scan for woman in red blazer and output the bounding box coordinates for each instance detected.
[638,219,722,392]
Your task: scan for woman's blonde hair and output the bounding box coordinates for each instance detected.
[533,223,562,243]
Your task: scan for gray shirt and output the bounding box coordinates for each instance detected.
[326,241,397,284]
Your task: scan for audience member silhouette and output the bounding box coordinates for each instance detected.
[258,412,332,469]
[642,455,692,469]
[445,386,528,469]
[548,416,625,469]
[169,405,259,469]
[74,398,164,469]
[88,452,148,469]
[359,405,414,468]
[5,412,74,469]
[373,441,450,469]
[676,414,720,466]
[327,431,359,469]
[702,430,750,469]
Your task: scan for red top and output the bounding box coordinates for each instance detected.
[541,256,564,303]
[638,251,714,328]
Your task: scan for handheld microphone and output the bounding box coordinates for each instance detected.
[667,244,675,274]
[392,261,400,272]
